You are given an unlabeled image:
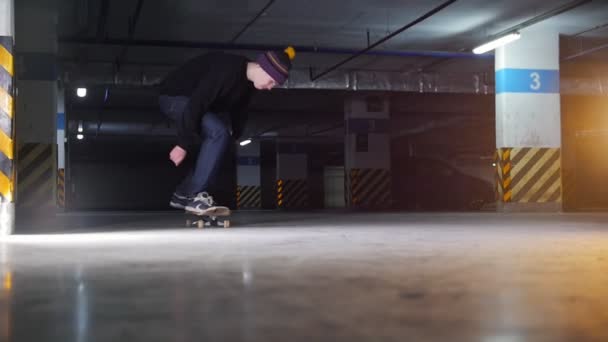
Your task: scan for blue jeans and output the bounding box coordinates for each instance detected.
[159,95,232,196]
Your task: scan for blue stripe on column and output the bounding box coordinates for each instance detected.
[496,68,559,94]
[57,112,65,130]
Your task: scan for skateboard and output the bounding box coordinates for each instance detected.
[185,206,231,229]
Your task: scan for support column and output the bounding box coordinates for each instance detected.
[14,2,58,212]
[0,0,15,236]
[344,95,392,210]
[495,30,562,212]
[276,142,308,210]
[236,140,261,209]
[57,87,65,209]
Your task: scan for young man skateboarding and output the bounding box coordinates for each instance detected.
[158,47,296,215]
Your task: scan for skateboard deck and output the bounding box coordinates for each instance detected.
[185,206,231,229]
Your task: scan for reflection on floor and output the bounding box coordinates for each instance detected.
[2,211,608,341]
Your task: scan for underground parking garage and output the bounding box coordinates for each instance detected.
[3,0,608,341]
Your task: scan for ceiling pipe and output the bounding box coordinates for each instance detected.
[230,0,276,44]
[490,0,592,39]
[570,21,608,37]
[115,0,145,72]
[562,41,608,61]
[310,0,459,81]
[412,0,593,73]
[58,36,488,59]
[95,0,109,42]
[62,62,608,95]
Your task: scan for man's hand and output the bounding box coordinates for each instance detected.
[169,145,187,166]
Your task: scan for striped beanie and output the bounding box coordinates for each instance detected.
[256,46,296,85]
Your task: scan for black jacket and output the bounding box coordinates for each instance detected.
[159,52,255,149]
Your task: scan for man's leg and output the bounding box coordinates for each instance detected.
[187,112,231,197]
[169,169,194,209]
[175,169,193,194]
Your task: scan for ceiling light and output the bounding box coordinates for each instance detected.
[76,134,84,140]
[239,139,252,146]
[473,32,521,55]
[76,87,87,98]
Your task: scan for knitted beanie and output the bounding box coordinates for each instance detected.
[256,46,296,85]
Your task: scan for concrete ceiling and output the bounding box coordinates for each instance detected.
[54,0,608,75]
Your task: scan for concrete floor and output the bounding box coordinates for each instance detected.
[2,211,608,341]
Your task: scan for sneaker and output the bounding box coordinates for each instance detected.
[169,192,191,209]
[185,191,217,215]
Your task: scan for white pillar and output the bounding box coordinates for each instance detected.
[495,30,562,212]
[344,95,392,210]
[276,142,308,209]
[14,2,58,210]
[0,0,15,236]
[57,87,65,169]
[236,140,261,209]
[56,87,65,208]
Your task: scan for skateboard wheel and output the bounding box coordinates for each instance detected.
[197,220,204,229]
[223,220,230,228]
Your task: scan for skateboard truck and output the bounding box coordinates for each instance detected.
[185,206,231,229]
[186,215,230,228]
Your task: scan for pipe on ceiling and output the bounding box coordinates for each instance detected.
[115,0,145,71]
[310,0,460,81]
[58,36,488,60]
[491,0,592,39]
[413,0,594,73]
[562,41,608,61]
[569,22,608,37]
[62,66,496,93]
[96,0,109,42]
[62,64,608,95]
[229,0,276,44]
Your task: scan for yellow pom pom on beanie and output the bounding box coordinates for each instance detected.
[284,46,296,61]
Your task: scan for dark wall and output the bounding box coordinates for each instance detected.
[64,86,498,212]
[562,95,608,211]
[390,95,496,211]
[68,138,186,210]
[67,137,237,210]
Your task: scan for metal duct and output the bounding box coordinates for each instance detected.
[63,67,608,95]
[69,120,174,137]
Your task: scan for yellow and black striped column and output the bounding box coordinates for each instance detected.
[495,149,512,203]
[236,185,261,209]
[496,148,561,209]
[348,168,392,209]
[0,33,15,235]
[16,143,55,208]
[57,168,65,208]
[276,179,309,209]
